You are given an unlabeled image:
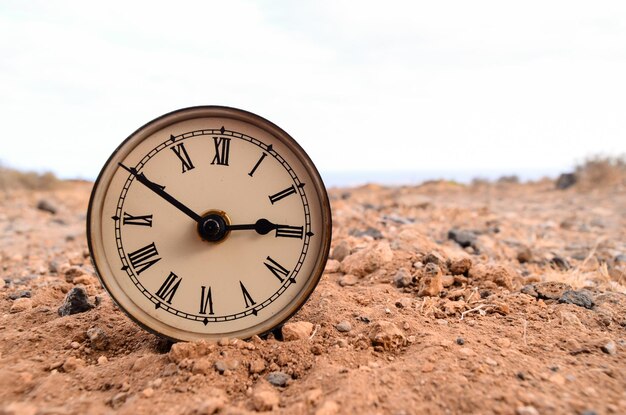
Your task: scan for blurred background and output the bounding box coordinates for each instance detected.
[1,0,625,187]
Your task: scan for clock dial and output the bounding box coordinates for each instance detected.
[87,107,331,341]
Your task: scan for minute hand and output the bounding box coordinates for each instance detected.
[118,163,202,223]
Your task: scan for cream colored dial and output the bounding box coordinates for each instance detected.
[87,107,331,341]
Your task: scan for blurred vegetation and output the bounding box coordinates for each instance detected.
[575,155,626,190]
[0,163,59,191]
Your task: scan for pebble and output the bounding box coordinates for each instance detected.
[331,241,351,262]
[484,357,498,366]
[558,290,594,309]
[324,259,341,273]
[214,358,239,374]
[338,274,359,287]
[516,247,533,263]
[282,321,313,341]
[267,371,290,387]
[36,199,57,214]
[447,229,477,249]
[10,297,32,313]
[335,321,352,333]
[251,387,280,411]
[417,263,444,297]
[369,321,406,351]
[58,287,94,316]
[340,241,393,277]
[87,327,109,351]
[393,268,413,288]
[70,341,80,349]
[141,387,154,398]
[456,337,465,345]
[249,358,266,374]
[601,340,617,355]
[97,356,108,365]
[62,356,85,373]
[516,405,540,415]
[468,264,514,290]
[423,251,446,267]
[449,257,472,275]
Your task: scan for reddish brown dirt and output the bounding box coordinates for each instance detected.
[1,180,625,415]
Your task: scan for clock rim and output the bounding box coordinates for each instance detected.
[86,105,332,341]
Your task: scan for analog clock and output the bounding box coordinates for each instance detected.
[87,106,332,341]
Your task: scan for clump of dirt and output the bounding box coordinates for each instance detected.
[1,180,625,414]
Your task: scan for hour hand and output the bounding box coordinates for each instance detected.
[118,163,202,223]
[227,219,303,238]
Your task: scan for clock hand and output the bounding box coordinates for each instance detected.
[118,163,202,223]
[227,218,279,235]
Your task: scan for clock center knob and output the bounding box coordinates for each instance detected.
[198,210,231,242]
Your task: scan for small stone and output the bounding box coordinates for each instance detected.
[458,347,475,358]
[87,327,109,351]
[338,274,359,286]
[324,259,341,273]
[484,357,498,366]
[559,290,594,309]
[516,247,532,263]
[369,321,406,351]
[516,405,540,415]
[141,387,154,398]
[282,321,314,341]
[393,268,413,288]
[340,241,393,277]
[423,251,446,266]
[449,257,472,275]
[249,358,266,374]
[267,371,290,387]
[331,241,351,262]
[58,287,94,316]
[97,356,108,365]
[36,199,57,214]
[601,340,617,355]
[10,297,32,313]
[335,321,352,333]
[214,358,239,374]
[456,337,465,345]
[62,356,85,373]
[251,386,280,411]
[395,298,412,309]
[555,172,577,190]
[448,229,477,249]
[70,341,80,349]
[417,263,443,297]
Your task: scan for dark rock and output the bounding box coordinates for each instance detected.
[551,256,571,270]
[615,254,626,264]
[266,371,290,387]
[447,229,477,249]
[87,327,109,350]
[558,290,594,309]
[423,251,446,267]
[521,285,538,298]
[36,199,57,214]
[8,290,31,300]
[393,268,413,288]
[600,340,617,355]
[350,227,383,240]
[555,173,577,190]
[456,337,465,345]
[58,287,94,316]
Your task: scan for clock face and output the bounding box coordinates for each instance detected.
[87,107,331,341]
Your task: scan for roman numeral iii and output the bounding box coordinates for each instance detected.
[155,272,182,304]
[199,286,214,315]
[211,137,231,166]
[171,142,195,173]
[268,185,296,204]
[127,242,161,274]
[275,225,303,239]
[122,212,153,227]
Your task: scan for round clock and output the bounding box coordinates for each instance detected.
[87,106,332,341]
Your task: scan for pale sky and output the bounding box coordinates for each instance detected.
[1,1,625,183]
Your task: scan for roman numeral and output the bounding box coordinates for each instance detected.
[268,185,296,204]
[240,281,256,308]
[264,256,290,282]
[122,212,153,227]
[211,137,231,166]
[275,225,303,239]
[155,272,182,304]
[248,152,267,177]
[171,142,195,173]
[199,286,214,315]
[127,242,161,274]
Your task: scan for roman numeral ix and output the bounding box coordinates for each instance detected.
[156,272,182,304]
[171,142,195,173]
[122,212,153,227]
[127,242,161,274]
[211,137,231,166]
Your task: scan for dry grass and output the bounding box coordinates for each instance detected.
[0,164,59,191]
[575,155,626,190]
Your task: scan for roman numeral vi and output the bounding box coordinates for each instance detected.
[199,286,214,315]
